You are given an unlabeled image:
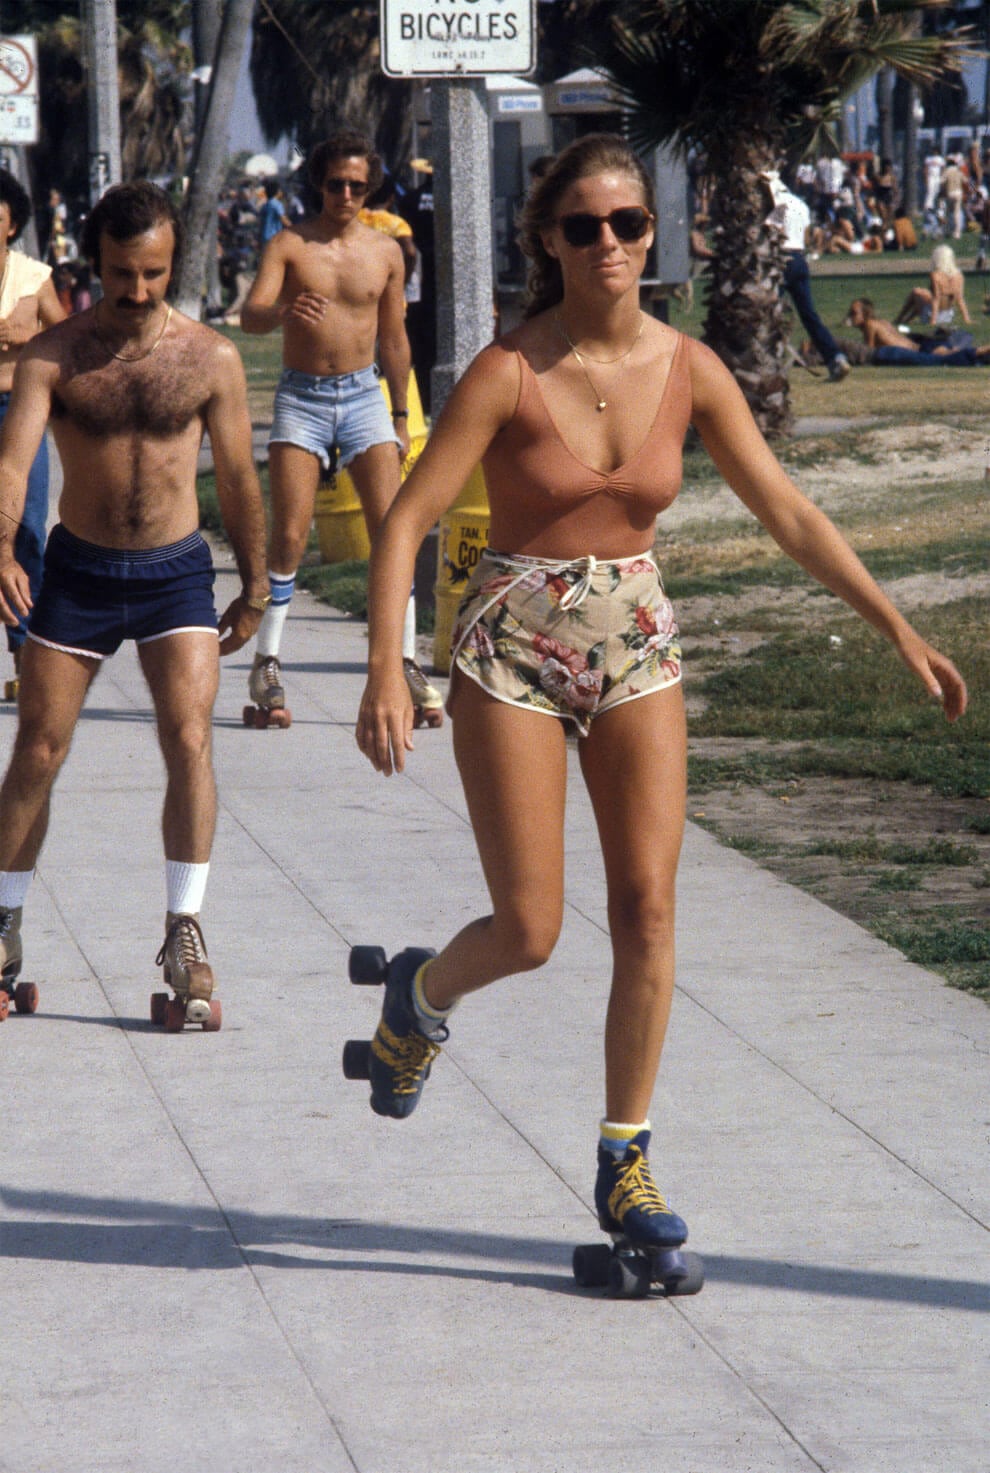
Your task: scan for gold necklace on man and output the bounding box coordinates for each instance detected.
[556,312,645,412]
[95,301,173,363]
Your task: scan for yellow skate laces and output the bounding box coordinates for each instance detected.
[607,1144,673,1225]
[372,1019,444,1096]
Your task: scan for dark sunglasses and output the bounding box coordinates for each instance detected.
[324,177,370,196]
[558,207,654,248]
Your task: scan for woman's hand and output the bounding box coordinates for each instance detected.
[897,632,968,723]
[356,665,416,775]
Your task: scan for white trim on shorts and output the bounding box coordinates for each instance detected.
[27,625,219,661]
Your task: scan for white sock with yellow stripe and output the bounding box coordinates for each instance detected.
[599,1119,650,1158]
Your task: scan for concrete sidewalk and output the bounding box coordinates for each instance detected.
[1,546,987,1473]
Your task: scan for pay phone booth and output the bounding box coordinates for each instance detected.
[489,67,690,330]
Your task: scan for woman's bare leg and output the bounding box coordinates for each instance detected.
[577,683,688,1123]
[421,678,570,1011]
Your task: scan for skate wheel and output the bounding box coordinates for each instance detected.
[662,1250,704,1297]
[164,997,187,1033]
[201,999,222,1032]
[0,990,8,1022]
[342,1039,372,1080]
[572,1243,612,1289]
[348,945,388,984]
[13,981,39,1014]
[608,1253,651,1299]
[3,678,18,701]
[150,991,169,1026]
[269,707,292,728]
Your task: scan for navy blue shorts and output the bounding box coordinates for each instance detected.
[28,525,218,660]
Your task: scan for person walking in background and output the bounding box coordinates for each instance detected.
[764,168,851,381]
[257,179,286,246]
[0,169,66,700]
[240,130,442,728]
[351,134,965,1259]
[941,155,966,240]
[0,182,268,1027]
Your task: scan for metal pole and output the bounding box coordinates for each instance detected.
[429,78,494,416]
[81,0,122,205]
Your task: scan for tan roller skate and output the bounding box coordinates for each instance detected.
[3,646,22,702]
[243,652,292,729]
[0,906,38,1020]
[403,657,443,729]
[152,912,221,1032]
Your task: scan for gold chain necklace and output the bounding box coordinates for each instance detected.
[556,313,645,412]
[95,302,173,362]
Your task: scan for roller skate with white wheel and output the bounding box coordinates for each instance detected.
[243,652,292,729]
[0,906,38,1021]
[341,945,446,1117]
[572,1129,704,1299]
[403,658,443,729]
[152,912,221,1032]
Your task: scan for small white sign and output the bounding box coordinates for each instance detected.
[381,0,536,78]
[0,35,38,144]
[497,93,542,114]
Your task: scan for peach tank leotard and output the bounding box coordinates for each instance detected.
[481,331,692,557]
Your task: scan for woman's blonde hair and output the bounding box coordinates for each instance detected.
[517,133,656,320]
[931,243,957,274]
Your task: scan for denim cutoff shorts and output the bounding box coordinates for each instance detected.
[269,365,400,468]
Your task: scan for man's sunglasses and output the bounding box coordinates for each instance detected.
[558,207,654,248]
[324,177,370,196]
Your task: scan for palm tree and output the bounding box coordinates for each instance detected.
[602,0,973,434]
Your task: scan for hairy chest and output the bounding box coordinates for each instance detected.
[51,338,209,438]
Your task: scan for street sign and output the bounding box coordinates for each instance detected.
[0,34,39,145]
[381,0,535,78]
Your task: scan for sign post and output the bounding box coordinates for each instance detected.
[379,0,536,667]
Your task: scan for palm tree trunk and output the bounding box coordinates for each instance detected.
[702,143,793,438]
[175,0,255,319]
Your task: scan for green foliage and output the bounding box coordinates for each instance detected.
[604,0,973,163]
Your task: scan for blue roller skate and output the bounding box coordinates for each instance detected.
[572,1130,704,1298]
[342,945,447,1118]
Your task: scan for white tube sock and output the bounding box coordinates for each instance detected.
[165,861,209,916]
[0,870,33,909]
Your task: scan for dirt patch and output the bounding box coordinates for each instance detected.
[674,423,989,997]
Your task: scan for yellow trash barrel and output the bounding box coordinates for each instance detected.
[433,464,490,675]
[312,370,428,564]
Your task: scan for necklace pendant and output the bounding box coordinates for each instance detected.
[596,399,607,412]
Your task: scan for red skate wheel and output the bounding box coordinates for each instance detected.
[0,990,9,1022]
[201,999,222,1032]
[242,704,265,728]
[13,981,39,1014]
[269,707,291,728]
[164,998,187,1033]
[150,991,169,1025]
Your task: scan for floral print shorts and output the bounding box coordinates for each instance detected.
[449,549,682,737]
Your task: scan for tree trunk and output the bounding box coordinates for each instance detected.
[876,66,894,161]
[702,142,793,438]
[192,0,225,313]
[175,0,255,319]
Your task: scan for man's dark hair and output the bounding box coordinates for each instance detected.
[263,178,281,200]
[307,130,383,197]
[0,169,33,243]
[81,181,184,289]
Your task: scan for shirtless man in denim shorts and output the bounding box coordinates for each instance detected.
[240,130,442,727]
[0,182,268,1028]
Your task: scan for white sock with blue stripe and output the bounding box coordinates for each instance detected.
[257,570,295,658]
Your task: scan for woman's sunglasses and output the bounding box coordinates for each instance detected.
[558,207,654,248]
[324,177,370,196]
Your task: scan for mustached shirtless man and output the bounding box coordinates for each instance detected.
[240,129,442,728]
[0,181,268,1028]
